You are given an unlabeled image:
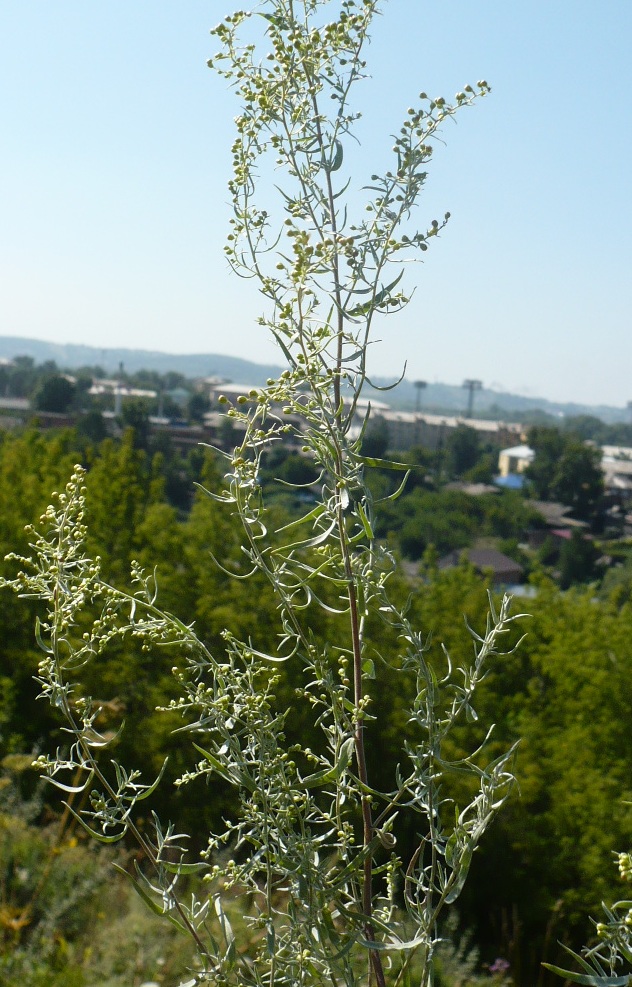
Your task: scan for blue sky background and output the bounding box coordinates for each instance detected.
[1,1,630,407]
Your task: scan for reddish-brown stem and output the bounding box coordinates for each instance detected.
[337,503,386,987]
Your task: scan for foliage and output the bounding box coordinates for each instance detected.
[558,530,599,590]
[462,453,496,485]
[3,428,632,983]
[393,564,632,979]
[526,427,604,523]
[374,487,539,561]
[525,427,567,501]
[598,551,632,606]
[543,851,632,987]
[0,755,109,987]
[551,444,604,524]
[33,374,76,414]
[0,757,199,987]
[490,588,632,974]
[444,426,483,479]
[188,392,211,423]
[0,3,523,986]
[0,356,47,400]
[2,470,521,987]
[563,415,632,448]
[76,409,108,444]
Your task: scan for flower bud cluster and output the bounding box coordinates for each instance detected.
[619,852,632,880]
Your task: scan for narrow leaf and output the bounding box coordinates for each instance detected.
[112,864,187,932]
[324,139,344,172]
[381,470,411,503]
[347,269,404,317]
[269,331,297,369]
[191,744,236,785]
[445,844,473,903]
[356,455,410,471]
[271,517,337,554]
[62,802,127,844]
[45,770,94,795]
[35,616,52,655]
[541,966,629,987]
[336,736,355,776]
[357,502,374,540]
[160,859,208,876]
[135,757,169,801]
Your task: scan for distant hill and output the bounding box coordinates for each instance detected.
[0,336,284,387]
[378,379,630,425]
[0,335,628,424]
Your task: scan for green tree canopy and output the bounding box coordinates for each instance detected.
[527,426,604,522]
[445,424,482,477]
[553,441,604,521]
[33,374,76,413]
[526,426,567,500]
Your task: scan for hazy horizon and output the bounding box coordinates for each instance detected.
[2,333,630,421]
[1,2,631,406]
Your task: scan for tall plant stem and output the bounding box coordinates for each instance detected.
[309,93,345,420]
[307,61,387,984]
[337,503,385,987]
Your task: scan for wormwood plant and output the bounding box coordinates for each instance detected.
[544,852,632,987]
[1,2,523,985]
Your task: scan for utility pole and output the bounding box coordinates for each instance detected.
[414,380,427,413]
[414,380,427,447]
[462,379,482,419]
[115,361,124,417]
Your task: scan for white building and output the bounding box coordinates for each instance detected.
[601,446,632,493]
[497,444,535,477]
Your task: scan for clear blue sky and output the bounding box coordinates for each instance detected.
[1,1,631,407]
